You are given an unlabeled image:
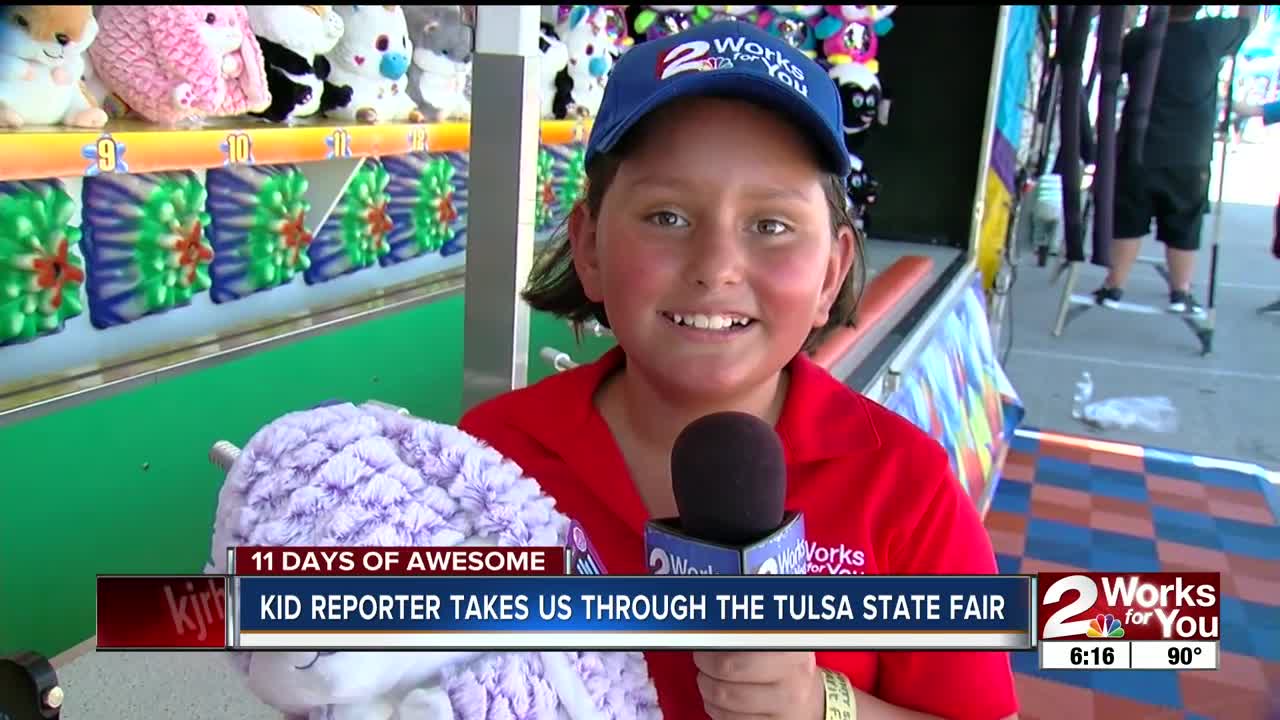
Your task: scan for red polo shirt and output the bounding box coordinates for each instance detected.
[460,346,1018,720]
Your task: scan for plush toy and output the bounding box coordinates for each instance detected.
[0,5,108,129]
[847,153,878,209]
[87,5,270,125]
[205,402,664,720]
[404,5,473,122]
[821,5,896,35]
[538,23,570,119]
[322,5,426,124]
[632,6,696,42]
[699,6,762,24]
[552,6,619,119]
[829,61,880,151]
[245,5,349,123]
[756,6,824,59]
[815,15,877,70]
[554,5,632,56]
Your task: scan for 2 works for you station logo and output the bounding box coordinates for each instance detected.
[654,36,812,97]
[1038,572,1220,642]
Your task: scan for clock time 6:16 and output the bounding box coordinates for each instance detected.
[1072,646,1117,666]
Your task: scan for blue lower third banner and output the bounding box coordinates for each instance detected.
[234,575,1033,651]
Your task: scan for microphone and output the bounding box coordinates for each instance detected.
[644,412,808,575]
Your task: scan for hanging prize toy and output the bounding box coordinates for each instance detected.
[699,6,764,24]
[757,6,825,59]
[829,61,881,154]
[633,6,697,42]
[847,154,879,232]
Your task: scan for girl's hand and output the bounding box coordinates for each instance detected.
[693,651,825,720]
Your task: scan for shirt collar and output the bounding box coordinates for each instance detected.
[519,346,881,451]
[505,345,883,534]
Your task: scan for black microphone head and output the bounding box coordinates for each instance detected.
[670,411,787,546]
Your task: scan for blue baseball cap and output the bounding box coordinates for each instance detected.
[585,20,851,177]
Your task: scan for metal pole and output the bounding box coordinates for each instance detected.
[1207,54,1237,316]
[461,6,542,411]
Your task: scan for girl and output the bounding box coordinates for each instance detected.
[461,19,1019,720]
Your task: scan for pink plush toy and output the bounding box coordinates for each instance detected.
[88,5,271,125]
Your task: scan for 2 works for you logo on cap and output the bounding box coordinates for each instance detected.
[655,36,811,97]
[1038,572,1220,642]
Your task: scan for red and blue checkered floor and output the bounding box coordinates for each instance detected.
[985,428,1280,720]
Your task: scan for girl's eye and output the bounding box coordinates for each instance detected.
[205,12,216,24]
[648,211,687,228]
[755,219,790,235]
[376,35,389,51]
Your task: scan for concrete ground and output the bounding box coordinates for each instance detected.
[1000,125,1280,470]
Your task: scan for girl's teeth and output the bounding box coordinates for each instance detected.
[669,313,749,329]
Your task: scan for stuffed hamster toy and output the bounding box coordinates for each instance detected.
[246,5,349,123]
[552,6,619,119]
[0,5,108,129]
[322,5,426,124]
[632,6,695,42]
[538,23,569,119]
[404,5,473,122]
[205,402,663,720]
[88,5,270,125]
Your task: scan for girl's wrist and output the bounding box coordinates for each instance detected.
[820,668,857,720]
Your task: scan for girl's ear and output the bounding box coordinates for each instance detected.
[568,201,605,303]
[813,224,857,328]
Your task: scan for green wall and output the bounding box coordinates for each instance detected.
[0,296,613,658]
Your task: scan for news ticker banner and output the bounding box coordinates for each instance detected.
[97,572,1032,651]
[93,545,1219,669]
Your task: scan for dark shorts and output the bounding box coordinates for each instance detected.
[1114,163,1211,250]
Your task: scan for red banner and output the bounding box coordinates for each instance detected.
[232,546,565,576]
[1038,572,1220,642]
[97,576,227,649]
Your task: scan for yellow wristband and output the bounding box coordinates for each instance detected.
[821,668,857,720]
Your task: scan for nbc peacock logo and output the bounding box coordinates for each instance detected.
[1086,613,1125,638]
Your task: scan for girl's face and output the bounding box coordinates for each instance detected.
[570,97,855,402]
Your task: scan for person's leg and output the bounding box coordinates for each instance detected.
[1100,161,1153,304]
[1165,245,1197,293]
[1103,236,1144,289]
[1154,165,1209,313]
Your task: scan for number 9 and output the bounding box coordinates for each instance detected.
[1042,575,1098,640]
[96,138,117,173]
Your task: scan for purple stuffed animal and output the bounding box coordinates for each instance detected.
[205,401,662,720]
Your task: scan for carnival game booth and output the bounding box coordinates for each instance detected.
[0,5,1029,714]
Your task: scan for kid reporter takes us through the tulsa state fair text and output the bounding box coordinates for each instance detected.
[460,19,1019,720]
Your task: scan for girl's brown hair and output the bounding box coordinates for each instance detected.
[521,107,867,354]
